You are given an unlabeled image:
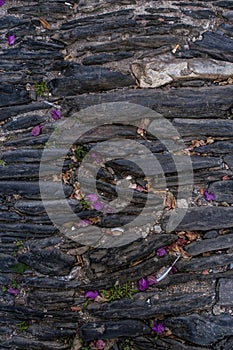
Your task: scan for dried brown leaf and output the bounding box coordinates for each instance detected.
[39,17,51,30]
[164,191,176,209]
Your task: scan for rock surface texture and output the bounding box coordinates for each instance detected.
[0,1,233,349]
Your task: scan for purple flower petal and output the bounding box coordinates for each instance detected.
[86,193,98,203]
[50,109,62,120]
[93,201,104,211]
[8,35,16,46]
[85,290,99,299]
[138,277,149,291]
[8,287,20,296]
[136,185,145,192]
[74,219,92,228]
[204,190,215,201]
[105,205,115,214]
[31,125,42,136]
[94,339,106,350]
[152,320,165,334]
[156,247,167,257]
[0,0,5,6]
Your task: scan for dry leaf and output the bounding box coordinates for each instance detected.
[191,139,205,148]
[62,171,71,184]
[167,241,190,259]
[206,137,214,145]
[89,216,101,224]
[185,231,200,242]
[71,306,81,312]
[164,191,176,209]
[39,17,51,30]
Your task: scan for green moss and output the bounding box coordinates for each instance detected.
[35,80,49,97]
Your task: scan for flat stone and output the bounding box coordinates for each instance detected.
[217,1,233,9]
[131,56,233,88]
[49,64,134,97]
[203,230,218,239]
[82,51,134,65]
[87,233,176,273]
[163,207,233,232]
[190,31,233,62]
[185,233,233,256]
[88,281,213,319]
[0,254,17,273]
[165,314,233,346]
[0,181,72,199]
[79,320,151,341]
[182,9,215,19]
[0,83,30,108]
[225,155,233,170]
[63,85,233,119]
[135,336,210,350]
[3,114,47,132]
[217,278,233,306]
[14,199,82,216]
[177,252,233,272]
[208,180,233,203]
[223,10,233,21]
[196,141,233,155]
[18,247,75,276]
[0,103,48,122]
[173,119,233,137]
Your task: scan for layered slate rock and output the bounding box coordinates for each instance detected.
[79,320,151,341]
[49,64,135,96]
[165,314,233,346]
[217,278,233,306]
[1,0,233,349]
[131,56,233,88]
[163,207,233,232]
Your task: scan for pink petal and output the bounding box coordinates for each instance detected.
[8,287,20,296]
[85,290,99,299]
[156,247,167,257]
[31,125,42,136]
[8,35,16,45]
[50,109,62,120]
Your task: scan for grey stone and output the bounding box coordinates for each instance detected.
[63,85,233,119]
[49,64,134,97]
[79,320,151,341]
[18,248,75,276]
[177,252,233,272]
[165,314,233,346]
[203,230,218,239]
[208,180,233,203]
[217,278,233,306]
[185,233,233,256]
[163,207,233,232]
[223,10,233,21]
[88,287,213,319]
[131,56,233,88]
[0,254,17,273]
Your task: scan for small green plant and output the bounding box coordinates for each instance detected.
[15,240,24,251]
[123,339,134,350]
[80,338,90,350]
[101,282,137,302]
[80,198,90,210]
[11,262,29,274]
[0,159,6,167]
[16,321,29,332]
[1,285,7,293]
[35,80,49,97]
[11,280,19,289]
[75,145,87,162]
